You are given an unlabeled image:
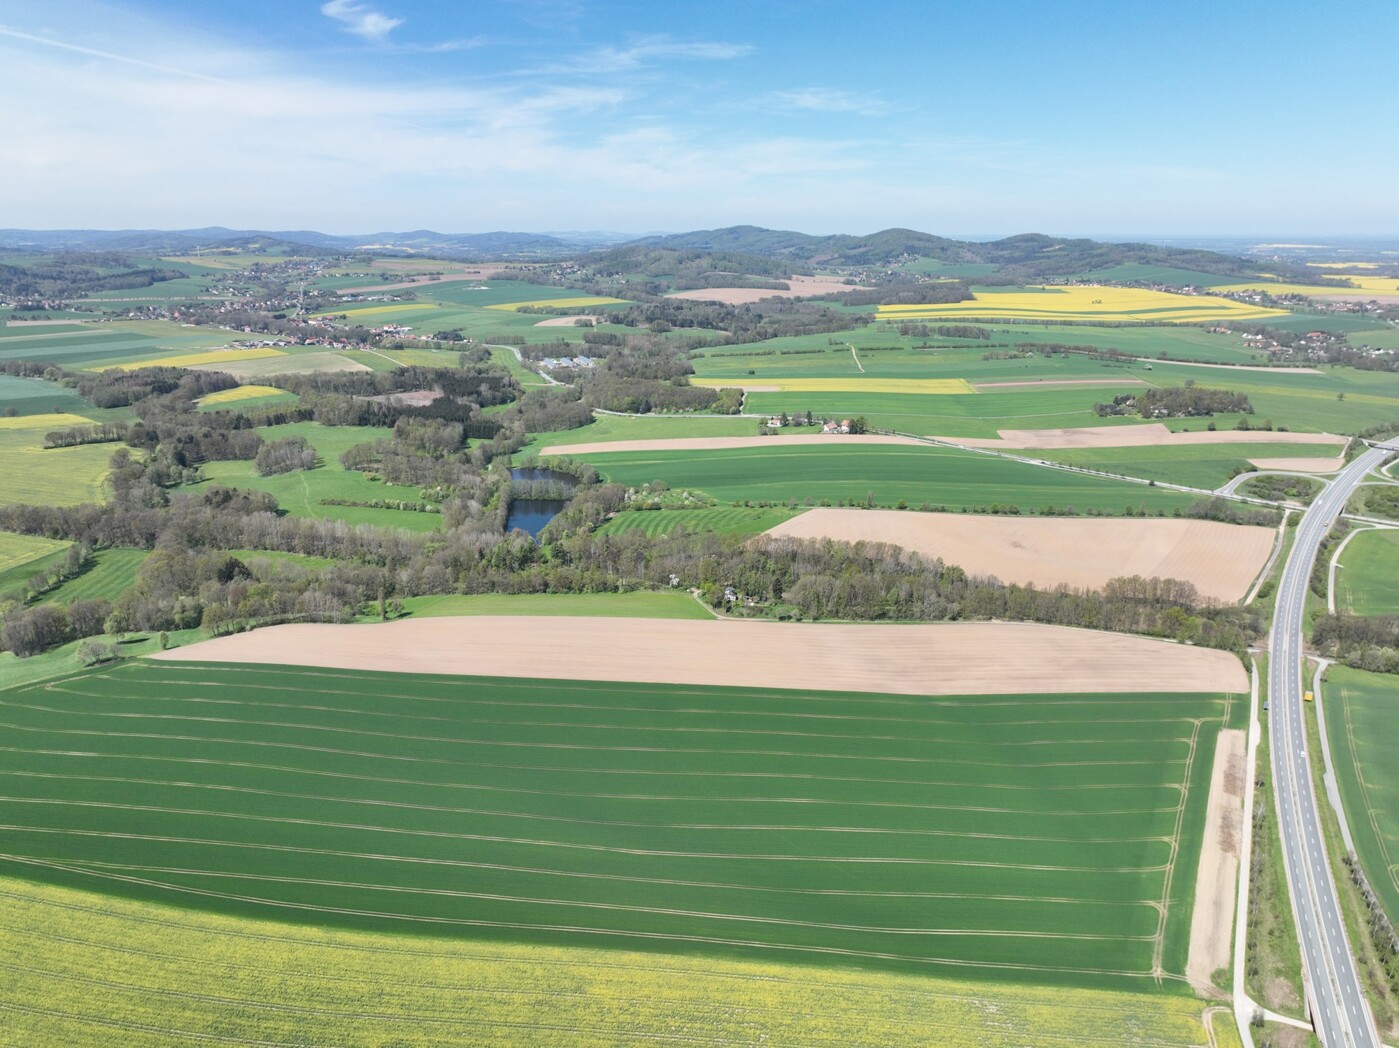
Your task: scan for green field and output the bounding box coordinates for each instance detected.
[0,875,1219,1048]
[387,591,713,619]
[575,443,1194,512]
[530,412,760,450]
[37,549,148,606]
[598,506,800,537]
[0,374,93,418]
[0,531,69,594]
[1323,667,1399,924]
[0,415,112,508]
[1035,442,1345,490]
[1336,528,1399,616]
[0,658,1230,989]
[197,422,444,532]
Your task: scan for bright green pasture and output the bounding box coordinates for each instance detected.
[0,876,1219,1048]
[0,374,92,417]
[0,659,1230,988]
[1067,263,1245,287]
[0,419,111,508]
[529,412,761,450]
[197,422,443,532]
[1323,667,1399,924]
[0,531,69,590]
[742,387,1142,438]
[598,506,799,537]
[387,591,713,619]
[1035,442,1346,490]
[37,549,148,606]
[576,443,1193,512]
[1336,529,1399,616]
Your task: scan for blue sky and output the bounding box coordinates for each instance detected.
[2,0,1395,235]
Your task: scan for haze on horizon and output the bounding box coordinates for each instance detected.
[3,0,1395,237]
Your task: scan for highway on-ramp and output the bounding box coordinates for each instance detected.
[1268,442,1393,1047]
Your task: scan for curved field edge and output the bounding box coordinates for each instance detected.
[0,874,1217,1048]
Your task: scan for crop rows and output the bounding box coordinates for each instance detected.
[0,660,1227,988]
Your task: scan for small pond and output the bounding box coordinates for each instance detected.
[506,468,578,538]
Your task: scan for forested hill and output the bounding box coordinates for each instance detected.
[628,226,1297,280]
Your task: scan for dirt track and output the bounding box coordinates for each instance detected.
[153,616,1248,695]
[766,509,1274,603]
[1186,729,1246,996]
[947,424,1346,451]
[539,434,927,455]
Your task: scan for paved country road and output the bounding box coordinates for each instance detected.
[1268,442,1394,1047]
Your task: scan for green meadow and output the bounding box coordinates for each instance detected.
[1336,528,1399,616]
[1323,667,1399,924]
[0,658,1231,989]
[1034,441,1346,490]
[574,442,1193,512]
[598,505,799,537]
[386,590,712,619]
[37,549,148,606]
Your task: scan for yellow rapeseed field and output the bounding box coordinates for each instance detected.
[875,285,1289,323]
[1212,277,1399,296]
[485,296,631,311]
[692,377,976,394]
[0,412,93,431]
[0,531,66,573]
[197,384,291,406]
[0,415,110,507]
[91,347,286,372]
[0,874,1218,1047]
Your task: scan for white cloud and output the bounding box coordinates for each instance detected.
[537,34,753,75]
[320,0,403,42]
[770,88,888,116]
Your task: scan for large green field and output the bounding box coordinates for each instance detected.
[37,548,148,606]
[0,415,112,509]
[1035,441,1346,490]
[1336,528,1399,616]
[1323,667,1399,923]
[574,442,1195,512]
[388,591,714,619]
[0,531,69,594]
[0,659,1231,990]
[598,505,799,537]
[0,875,1220,1048]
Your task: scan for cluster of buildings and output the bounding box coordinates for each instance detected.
[537,355,596,370]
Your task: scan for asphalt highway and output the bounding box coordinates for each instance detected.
[1267,442,1393,1047]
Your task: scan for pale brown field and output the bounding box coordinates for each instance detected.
[533,314,605,327]
[1186,729,1246,995]
[1246,455,1346,473]
[947,424,1346,451]
[155,615,1248,694]
[666,275,864,304]
[538,434,928,455]
[766,508,1274,603]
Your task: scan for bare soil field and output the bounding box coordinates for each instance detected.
[2,318,104,328]
[154,615,1249,694]
[972,378,1149,390]
[1247,454,1346,473]
[766,508,1274,603]
[538,434,928,455]
[534,314,604,327]
[666,275,863,304]
[947,424,1346,451]
[1149,361,1323,375]
[1186,728,1246,996]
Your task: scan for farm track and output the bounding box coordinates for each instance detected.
[0,661,1232,986]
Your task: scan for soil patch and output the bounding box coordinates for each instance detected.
[539,434,928,455]
[154,616,1249,695]
[947,424,1346,451]
[1186,729,1247,996]
[766,509,1274,603]
[533,314,604,327]
[1247,455,1346,473]
[666,275,865,305]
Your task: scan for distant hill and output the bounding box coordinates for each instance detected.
[0,227,615,259]
[628,226,1297,280]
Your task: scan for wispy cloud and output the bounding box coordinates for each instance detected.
[321,0,403,42]
[538,34,753,75]
[0,23,227,82]
[770,87,888,116]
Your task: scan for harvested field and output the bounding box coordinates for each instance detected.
[539,433,927,455]
[1185,729,1246,995]
[667,275,863,304]
[533,313,604,327]
[765,509,1274,603]
[973,378,1149,390]
[156,615,1248,694]
[1246,454,1346,473]
[947,424,1346,451]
